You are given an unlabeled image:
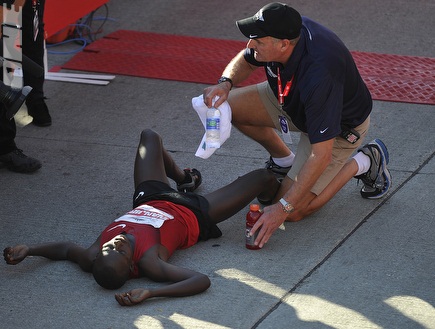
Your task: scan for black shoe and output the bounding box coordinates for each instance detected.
[257,195,275,206]
[27,100,52,127]
[0,149,42,173]
[177,168,202,192]
[264,156,292,181]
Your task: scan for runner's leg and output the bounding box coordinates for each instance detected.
[134,129,185,188]
[204,169,280,224]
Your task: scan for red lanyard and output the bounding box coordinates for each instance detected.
[277,67,293,106]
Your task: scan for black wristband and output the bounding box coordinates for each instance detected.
[218,76,233,89]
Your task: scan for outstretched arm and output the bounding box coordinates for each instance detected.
[115,254,210,306]
[4,237,101,272]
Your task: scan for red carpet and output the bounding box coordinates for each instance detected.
[62,30,435,105]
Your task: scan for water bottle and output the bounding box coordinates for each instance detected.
[245,204,262,250]
[206,107,221,149]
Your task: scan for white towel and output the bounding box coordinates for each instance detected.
[191,95,232,159]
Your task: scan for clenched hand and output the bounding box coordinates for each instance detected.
[3,245,29,265]
[115,288,152,306]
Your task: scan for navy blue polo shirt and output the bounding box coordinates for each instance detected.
[244,17,372,144]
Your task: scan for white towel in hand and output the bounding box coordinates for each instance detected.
[191,95,232,159]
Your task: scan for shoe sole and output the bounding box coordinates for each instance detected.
[374,138,389,165]
[5,163,42,173]
[177,169,202,192]
[32,120,52,127]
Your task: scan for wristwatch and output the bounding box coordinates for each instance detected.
[217,76,233,89]
[279,198,294,214]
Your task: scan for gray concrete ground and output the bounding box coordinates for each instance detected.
[1,0,434,328]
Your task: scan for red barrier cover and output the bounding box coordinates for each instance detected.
[44,0,108,38]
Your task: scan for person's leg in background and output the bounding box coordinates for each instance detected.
[22,0,51,127]
[0,108,41,173]
[0,3,42,172]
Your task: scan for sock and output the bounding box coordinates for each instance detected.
[272,152,295,168]
[353,151,371,176]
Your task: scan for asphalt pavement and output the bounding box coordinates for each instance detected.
[1,1,434,328]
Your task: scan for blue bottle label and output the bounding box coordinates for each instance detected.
[206,118,220,130]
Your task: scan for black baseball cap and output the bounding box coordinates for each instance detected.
[236,2,302,40]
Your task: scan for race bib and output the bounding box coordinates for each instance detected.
[114,204,174,228]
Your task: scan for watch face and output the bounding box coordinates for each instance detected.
[280,198,293,213]
[218,77,232,87]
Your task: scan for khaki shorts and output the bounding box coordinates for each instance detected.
[257,81,370,195]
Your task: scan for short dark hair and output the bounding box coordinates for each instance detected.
[92,253,130,290]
